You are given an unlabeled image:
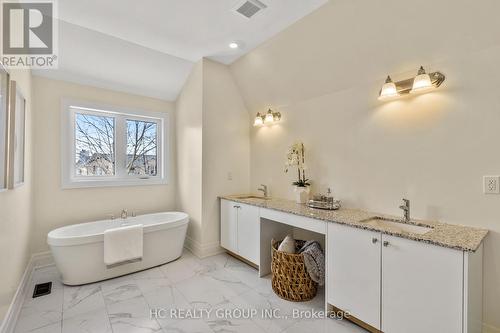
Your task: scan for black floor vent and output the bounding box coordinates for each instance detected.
[32,282,52,298]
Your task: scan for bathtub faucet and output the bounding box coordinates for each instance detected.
[121,209,128,219]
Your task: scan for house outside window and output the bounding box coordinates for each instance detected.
[61,100,168,188]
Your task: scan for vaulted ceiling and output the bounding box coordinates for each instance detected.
[32,0,327,100]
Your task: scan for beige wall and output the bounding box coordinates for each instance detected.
[230,0,500,330]
[0,69,33,319]
[176,60,204,249]
[177,59,250,256]
[201,59,250,248]
[31,76,177,253]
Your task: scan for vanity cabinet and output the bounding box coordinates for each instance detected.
[220,199,260,265]
[328,223,381,329]
[220,199,238,253]
[328,223,483,333]
[381,234,463,333]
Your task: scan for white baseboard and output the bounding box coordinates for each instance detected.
[0,252,54,333]
[184,236,225,258]
[30,251,54,268]
[484,323,500,333]
[0,260,33,333]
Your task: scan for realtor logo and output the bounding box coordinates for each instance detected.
[3,2,53,54]
[1,0,58,68]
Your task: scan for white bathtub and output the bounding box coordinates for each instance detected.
[47,212,189,285]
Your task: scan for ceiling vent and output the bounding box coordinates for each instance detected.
[235,0,267,19]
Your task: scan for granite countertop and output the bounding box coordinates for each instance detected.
[220,195,488,252]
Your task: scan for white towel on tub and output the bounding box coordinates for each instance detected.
[104,224,143,266]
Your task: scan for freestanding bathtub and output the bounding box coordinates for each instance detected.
[47,212,189,285]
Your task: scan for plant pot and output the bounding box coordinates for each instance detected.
[294,186,310,204]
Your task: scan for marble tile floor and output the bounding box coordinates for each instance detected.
[14,250,366,333]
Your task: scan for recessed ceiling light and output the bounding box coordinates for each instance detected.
[229,42,239,49]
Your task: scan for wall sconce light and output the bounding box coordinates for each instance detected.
[378,66,445,101]
[379,76,398,99]
[410,66,433,93]
[253,112,264,126]
[254,108,281,127]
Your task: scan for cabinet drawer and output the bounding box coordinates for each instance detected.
[260,208,326,235]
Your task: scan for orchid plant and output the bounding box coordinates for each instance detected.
[284,142,310,187]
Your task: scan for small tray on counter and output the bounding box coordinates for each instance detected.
[306,199,341,210]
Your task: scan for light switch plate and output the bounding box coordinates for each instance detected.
[483,176,500,194]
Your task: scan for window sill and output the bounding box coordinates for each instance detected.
[61,177,168,189]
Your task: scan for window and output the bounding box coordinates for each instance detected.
[126,119,157,176]
[62,100,168,188]
[75,113,115,176]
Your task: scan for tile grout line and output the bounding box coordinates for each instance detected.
[59,281,64,333]
[137,269,166,332]
[102,287,115,333]
[167,254,228,332]
[188,255,268,333]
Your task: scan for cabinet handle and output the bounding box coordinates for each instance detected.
[372,237,378,244]
[233,205,241,209]
[383,241,390,247]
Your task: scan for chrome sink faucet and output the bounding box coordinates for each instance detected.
[258,184,268,197]
[121,209,128,219]
[399,199,410,222]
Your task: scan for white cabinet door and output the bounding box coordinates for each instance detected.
[220,199,238,253]
[381,235,463,333]
[237,203,260,265]
[328,223,382,329]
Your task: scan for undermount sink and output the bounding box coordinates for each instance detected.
[360,216,433,235]
[234,195,271,200]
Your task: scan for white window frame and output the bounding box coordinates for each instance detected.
[61,99,168,189]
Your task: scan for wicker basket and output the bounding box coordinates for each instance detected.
[271,239,318,302]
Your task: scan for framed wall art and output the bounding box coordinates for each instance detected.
[7,80,26,188]
[0,64,9,190]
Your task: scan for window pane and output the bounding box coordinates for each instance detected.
[126,119,157,176]
[75,113,115,176]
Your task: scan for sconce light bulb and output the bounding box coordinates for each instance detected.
[264,109,274,124]
[410,66,433,93]
[253,113,264,126]
[379,75,398,100]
